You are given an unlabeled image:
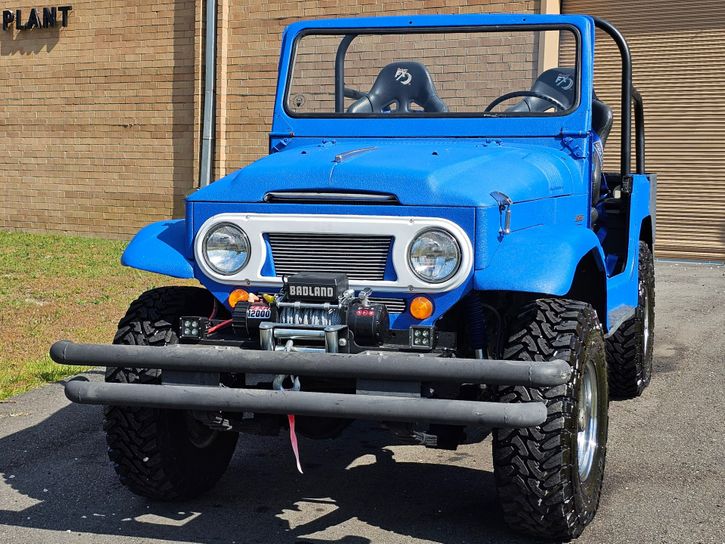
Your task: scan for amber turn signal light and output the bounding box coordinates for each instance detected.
[409,296,434,320]
[227,289,249,308]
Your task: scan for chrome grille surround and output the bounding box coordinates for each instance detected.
[193,213,473,294]
[268,233,391,281]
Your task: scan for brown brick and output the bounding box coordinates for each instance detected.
[1,0,543,239]
[0,0,201,238]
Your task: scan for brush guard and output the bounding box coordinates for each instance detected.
[50,340,571,428]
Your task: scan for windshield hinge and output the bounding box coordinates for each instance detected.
[561,136,587,159]
[270,137,291,154]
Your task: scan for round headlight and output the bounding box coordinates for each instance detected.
[203,223,250,275]
[408,229,461,284]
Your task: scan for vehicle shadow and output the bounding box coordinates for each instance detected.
[0,380,542,544]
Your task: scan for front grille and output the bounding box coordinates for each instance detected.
[268,233,392,281]
[369,297,407,314]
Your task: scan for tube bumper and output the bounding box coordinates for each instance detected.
[51,340,572,428]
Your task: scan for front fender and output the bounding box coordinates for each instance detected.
[474,225,604,295]
[121,220,194,279]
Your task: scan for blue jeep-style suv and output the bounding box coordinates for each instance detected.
[51,13,655,541]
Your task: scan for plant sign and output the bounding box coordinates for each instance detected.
[2,6,72,31]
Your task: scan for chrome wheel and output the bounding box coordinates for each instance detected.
[577,358,599,481]
[643,290,651,359]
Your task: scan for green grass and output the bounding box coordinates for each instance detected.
[0,230,192,400]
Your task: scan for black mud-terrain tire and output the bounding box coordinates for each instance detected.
[104,287,238,500]
[606,242,655,399]
[492,298,609,541]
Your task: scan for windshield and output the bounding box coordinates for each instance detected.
[287,27,579,117]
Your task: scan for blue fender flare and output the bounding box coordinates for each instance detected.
[121,219,194,279]
[474,225,605,295]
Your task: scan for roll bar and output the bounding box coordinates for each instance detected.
[592,17,645,176]
[332,20,646,175]
[334,34,356,113]
[632,87,645,174]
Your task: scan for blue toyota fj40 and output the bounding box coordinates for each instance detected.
[51,13,655,541]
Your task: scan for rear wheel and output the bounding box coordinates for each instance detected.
[606,241,655,399]
[492,298,609,541]
[104,287,238,500]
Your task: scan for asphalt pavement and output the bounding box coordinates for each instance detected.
[0,261,723,544]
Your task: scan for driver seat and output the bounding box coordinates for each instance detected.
[592,93,614,146]
[507,67,577,113]
[508,67,614,145]
[348,61,448,114]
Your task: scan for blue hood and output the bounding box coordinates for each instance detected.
[188,139,582,207]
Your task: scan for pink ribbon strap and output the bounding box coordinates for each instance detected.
[287,414,303,474]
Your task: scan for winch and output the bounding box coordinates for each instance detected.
[230,272,389,352]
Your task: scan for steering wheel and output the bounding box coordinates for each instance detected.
[485,90,567,113]
[344,87,367,100]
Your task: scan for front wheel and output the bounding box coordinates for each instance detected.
[492,298,609,541]
[104,287,238,500]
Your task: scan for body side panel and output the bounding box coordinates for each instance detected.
[605,173,654,329]
[473,223,605,296]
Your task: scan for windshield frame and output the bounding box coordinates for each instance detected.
[283,24,582,120]
[272,14,595,139]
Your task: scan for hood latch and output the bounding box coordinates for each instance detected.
[490,191,513,235]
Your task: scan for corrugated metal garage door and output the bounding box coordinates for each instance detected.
[563,0,725,260]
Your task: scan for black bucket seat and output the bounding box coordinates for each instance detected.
[348,61,448,114]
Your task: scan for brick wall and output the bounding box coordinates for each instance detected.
[0,0,201,238]
[0,0,540,238]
